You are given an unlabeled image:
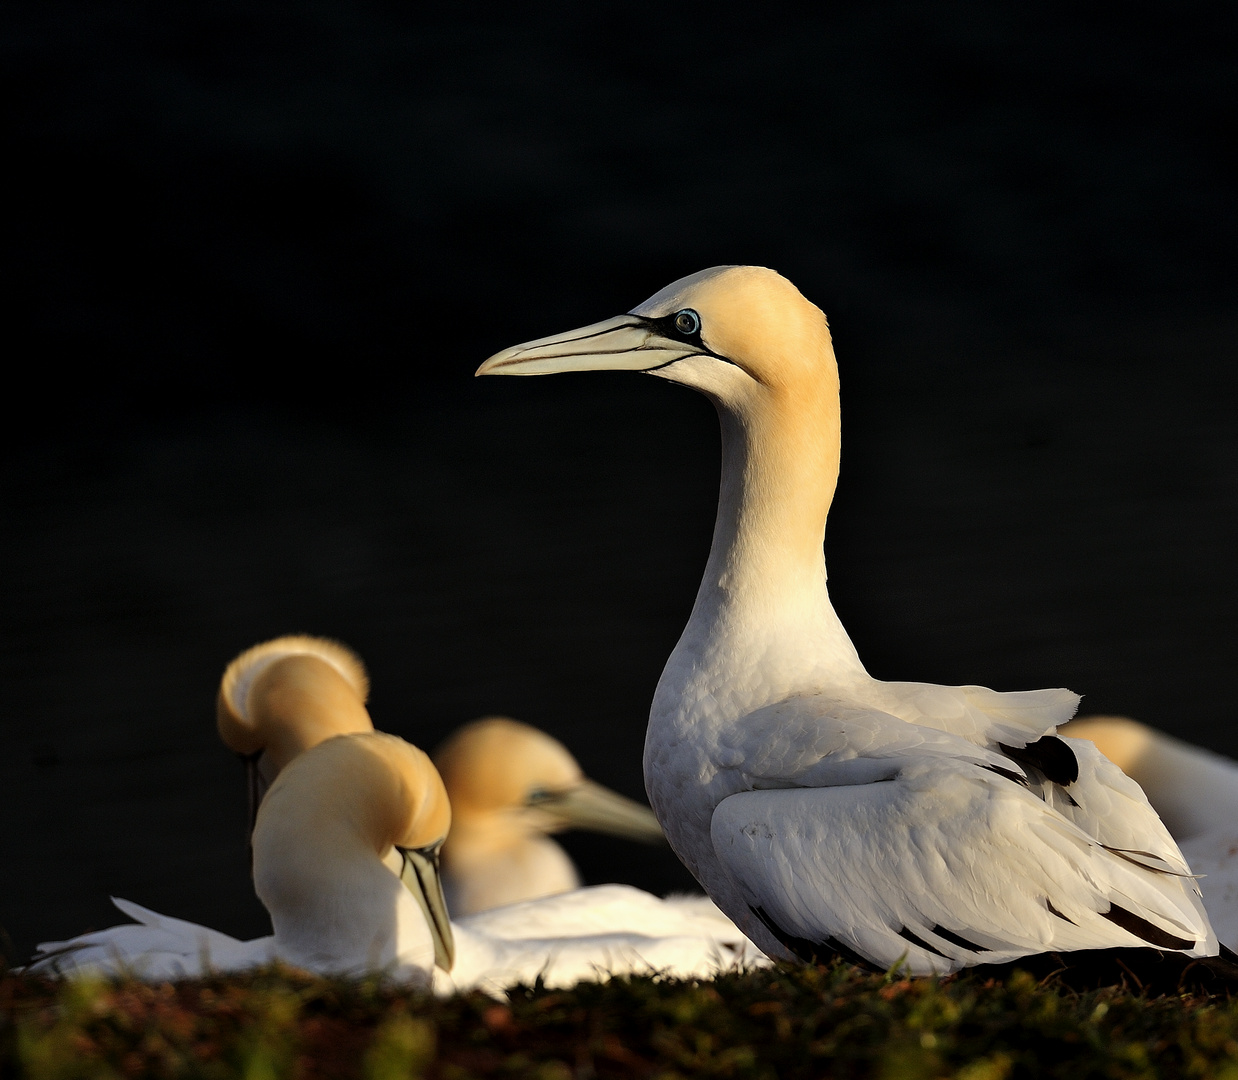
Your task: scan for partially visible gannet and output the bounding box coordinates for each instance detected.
[1060,716,1238,842]
[1063,715,1238,950]
[216,635,374,823]
[478,265,1227,977]
[433,717,665,914]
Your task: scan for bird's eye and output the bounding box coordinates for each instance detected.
[527,788,551,805]
[673,309,701,336]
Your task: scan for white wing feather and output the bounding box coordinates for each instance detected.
[25,898,275,979]
[445,884,768,995]
[710,757,1215,975]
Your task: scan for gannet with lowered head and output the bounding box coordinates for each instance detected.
[1063,715,1238,951]
[433,716,665,914]
[216,635,375,823]
[29,731,455,986]
[478,265,1227,977]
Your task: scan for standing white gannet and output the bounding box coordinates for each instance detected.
[28,731,455,986]
[1063,715,1238,950]
[216,635,375,823]
[477,265,1224,975]
[433,716,665,914]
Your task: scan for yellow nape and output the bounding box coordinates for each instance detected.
[216,634,374,772]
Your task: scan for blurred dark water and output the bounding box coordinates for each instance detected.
[1,1,1236,959]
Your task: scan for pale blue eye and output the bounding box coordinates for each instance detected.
[674,309,701,335]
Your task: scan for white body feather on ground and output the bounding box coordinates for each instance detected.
[27,887,766,994]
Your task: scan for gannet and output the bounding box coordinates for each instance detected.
[433,716,665,914]
[28,731,454,986]
[1064,715,1238,950]
[216,635,375,823]
[477,265,1226,976]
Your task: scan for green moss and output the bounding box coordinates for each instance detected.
[4,962,1238,1079]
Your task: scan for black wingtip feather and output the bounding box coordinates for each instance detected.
[749,905,883,973]
[998,736,1079,786]
[1102,903,1196,950]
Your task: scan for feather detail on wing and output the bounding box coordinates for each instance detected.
[1038,738,1196,878]
[718,699,1026,787]
[709,758,1215,976]
[877,682,1081,749]
[25,898,273,979]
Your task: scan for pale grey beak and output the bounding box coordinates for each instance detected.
[476,315,703,376]
[399,843,456,972]
[535,779,666,844]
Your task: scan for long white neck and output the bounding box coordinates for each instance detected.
[660,366,866,710]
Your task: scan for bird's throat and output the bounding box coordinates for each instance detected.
[676,383,863,686]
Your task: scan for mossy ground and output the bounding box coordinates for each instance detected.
[4,962,1238,1080]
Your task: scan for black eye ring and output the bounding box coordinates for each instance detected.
[673,309,701,336]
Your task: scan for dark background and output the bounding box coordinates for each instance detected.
[2,1,1235,962]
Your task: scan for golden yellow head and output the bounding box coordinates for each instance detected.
[433,717,663,845]
[216,635,374,772]
[476,265,836,405]
[260,730,450,854]
[433,716,582,817]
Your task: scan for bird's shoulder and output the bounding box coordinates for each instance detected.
[874,681,1081,747]
[716,695,1013,785]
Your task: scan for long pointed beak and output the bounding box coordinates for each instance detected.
[537,779,666,844]
[476,316,701,376]
[399,844,456,972]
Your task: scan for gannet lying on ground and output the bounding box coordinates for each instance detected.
[434,716,665,914]
[1063,715,1238,951]
[28,731,761,991]
[28,732,452,986]
[478,265,1229,979]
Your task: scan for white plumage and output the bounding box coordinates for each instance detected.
[1064,715,1238,952]
[29,732,449,986]
[478,264,1220,974]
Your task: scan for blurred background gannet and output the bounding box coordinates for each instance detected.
[433,716,665,914]
[216,635,375,824]
[478,265,1230,978]
[1064,715,1238,950]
